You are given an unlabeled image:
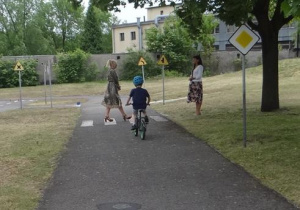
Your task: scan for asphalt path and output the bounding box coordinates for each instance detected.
[38,96,298,210]
[0,99,24,112]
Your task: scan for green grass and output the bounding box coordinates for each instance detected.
[0,76,189,102]
[152,58,300,206]
[0,108,80,210]
[0,58,299,208]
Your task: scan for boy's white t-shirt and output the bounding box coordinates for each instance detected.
[192,65,203,82]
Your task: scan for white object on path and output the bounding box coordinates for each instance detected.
[81,120,94,127]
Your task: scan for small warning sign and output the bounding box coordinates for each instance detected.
[14,61,24,71]
[138,57,147,66]
[157,55,168,65]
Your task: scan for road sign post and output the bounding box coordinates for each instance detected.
[138,57,147,87]
[242,55,247,147]
[47,60,53,108]
[14,61,24,109]
[229,24,260,147]
[42,63,47,105]
[19,71,22,109]
[157,55,169,105]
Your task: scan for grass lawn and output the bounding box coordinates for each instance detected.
[0,58,299,209]
[0,108,80,210]
[0,75,189,102]
[152,58,300,206]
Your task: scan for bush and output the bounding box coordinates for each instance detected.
[0,59,38,88]
[165,70,184,77]
[120,50,161,80]
[55,49,98,83]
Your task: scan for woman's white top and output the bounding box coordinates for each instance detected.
[192,65,203,82]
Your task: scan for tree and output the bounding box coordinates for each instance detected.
[94,9,119,53]
[92,0,300,112]
[0,0,38,55]
[52,0,84,51]
[146,16,195,74]
[197,15,218,57]
[81,4,103,53]
[176,0,299,112]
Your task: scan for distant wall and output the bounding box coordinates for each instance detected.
[2,55,56,83]
[2,49,297,83]
[205,49,297,75]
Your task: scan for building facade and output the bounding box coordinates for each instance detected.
[112,5,298,54]
[112,5,175,53]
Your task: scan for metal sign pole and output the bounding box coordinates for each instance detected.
[43,64,47,105]
[142,65,145,87]
[19,71,23,109]
[242,55,247,147]
[162,65,165,105]
[48,61,53,108]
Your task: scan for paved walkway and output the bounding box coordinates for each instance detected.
[38,96,298,210]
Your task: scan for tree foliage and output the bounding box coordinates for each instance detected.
[0,0,115,56]
[93,0,300,112]
[81,4,103,53]
[0,59,39,88]
[146,16,195,74]
[55,49,98,83]
[121,50,161,80]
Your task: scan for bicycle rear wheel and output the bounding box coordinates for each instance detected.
[134,127,138,136]
[140,125,146,140]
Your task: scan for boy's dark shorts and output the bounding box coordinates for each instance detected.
[133,109,146,115]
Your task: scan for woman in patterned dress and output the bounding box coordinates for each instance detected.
[187,55,204,115]
[102,59,131,122]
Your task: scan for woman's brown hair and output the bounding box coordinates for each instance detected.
[193,55,203,69]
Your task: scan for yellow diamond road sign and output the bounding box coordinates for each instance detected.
[229,25,260,55]
[138,57,147,66]
[157,55,168,65]
[14,61,24,71]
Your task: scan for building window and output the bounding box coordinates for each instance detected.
[120,33,125,41]
[160,10,164,15]
[131,31,136,40]
[214,24,220,33]
[227,25,235,33]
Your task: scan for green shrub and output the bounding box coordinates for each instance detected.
[0,59,38,88]
[55,49,98,83]
[85,61,98,82]
[165,70,184,77]
[21,59,39,86]
[121,50,161,80]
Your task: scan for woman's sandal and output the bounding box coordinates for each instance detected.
[104,116,113,122]
[123,115,132,121]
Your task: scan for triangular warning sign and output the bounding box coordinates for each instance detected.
[157,55,168,65]
[14,61,24,71]
[138,57,147,66]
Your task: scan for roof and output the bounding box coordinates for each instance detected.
[146,3,181,10]
[112,20,166,29]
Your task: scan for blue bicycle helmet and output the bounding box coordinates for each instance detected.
[133,76,143,86]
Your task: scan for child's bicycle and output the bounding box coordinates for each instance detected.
[126,103,149,140]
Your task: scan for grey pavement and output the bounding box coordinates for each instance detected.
[0,96,90,112]
[0,99,24,112]
[38,96,298,210]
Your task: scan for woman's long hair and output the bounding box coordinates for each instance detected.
[193,55,203,69]
[106,59,117,69]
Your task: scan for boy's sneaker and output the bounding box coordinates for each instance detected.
[131,125,137,130]
[145,116,149,123]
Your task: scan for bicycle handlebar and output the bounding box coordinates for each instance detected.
[125,103,150,106]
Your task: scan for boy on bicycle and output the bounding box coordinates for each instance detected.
[126,76,150,130]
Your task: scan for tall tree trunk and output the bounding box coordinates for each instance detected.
[259,27,280,112]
